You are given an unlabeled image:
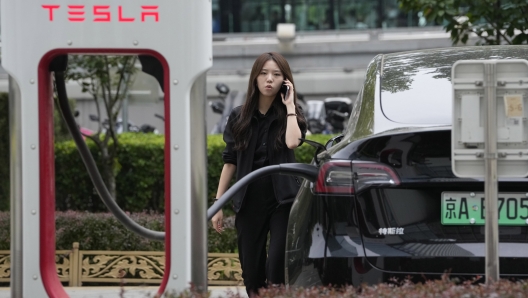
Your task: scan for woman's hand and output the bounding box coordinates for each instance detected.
[211,209,224,233]
[281,79,295,107]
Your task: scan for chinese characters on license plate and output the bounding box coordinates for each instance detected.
[441,192,528,225]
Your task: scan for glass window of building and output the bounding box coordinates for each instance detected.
[212,0,438,33]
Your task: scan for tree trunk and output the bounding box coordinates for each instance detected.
[100,146,117,200]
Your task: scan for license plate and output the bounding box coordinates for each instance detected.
[441,192,528,225]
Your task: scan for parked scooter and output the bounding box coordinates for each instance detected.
[209,83,244,134]
[323,97,352,133]
[89,114,159,134]
[304,97,352,134]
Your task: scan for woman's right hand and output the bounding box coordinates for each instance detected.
[211,209,224,233]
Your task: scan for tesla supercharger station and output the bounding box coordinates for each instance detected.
[452,59,528,282]
[2,1,212,297]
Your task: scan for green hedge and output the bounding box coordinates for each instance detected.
[0,96,334,212]
[55,134,166,212]
[53,133,333,213]
[0,131,334,252]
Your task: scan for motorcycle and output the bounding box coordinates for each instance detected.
[89,114,159,134]
[302,97,352,135]
[323,97,352,133]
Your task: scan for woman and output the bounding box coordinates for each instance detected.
[211,52,307,296]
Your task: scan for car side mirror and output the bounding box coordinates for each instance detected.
[325,134,344,150]
[299,138,328,164]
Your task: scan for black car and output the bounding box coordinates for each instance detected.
[286,46,528,287]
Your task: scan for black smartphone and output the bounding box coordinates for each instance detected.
[280,83,290,98]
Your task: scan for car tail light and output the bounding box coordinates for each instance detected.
[314,160,400,194]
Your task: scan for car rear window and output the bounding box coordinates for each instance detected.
[381,68,452,124]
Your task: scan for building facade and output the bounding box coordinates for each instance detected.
[212,0,436,33]
[0,1,452,134]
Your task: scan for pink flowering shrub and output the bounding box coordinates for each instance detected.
[164,277,528,298]
[0,211,237,252]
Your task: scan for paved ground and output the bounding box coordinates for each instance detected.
[0,286,248,298]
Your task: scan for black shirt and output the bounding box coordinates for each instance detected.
[222,105,307,212]
[252,107,275,170]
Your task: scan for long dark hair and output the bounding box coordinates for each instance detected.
[232,52,307,151]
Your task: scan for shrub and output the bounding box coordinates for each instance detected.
[0,211,238,252]
[0,211,9,250]
[54,133,334,213]
[54,133,167,212]
[0,115,335,213]
[166,277,528,298]
[54,211,165,251]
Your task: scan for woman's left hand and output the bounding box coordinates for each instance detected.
[281,79,295,106]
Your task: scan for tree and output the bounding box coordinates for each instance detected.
[398,0,528,45]
[65,55,138,199]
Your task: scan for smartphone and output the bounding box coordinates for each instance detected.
[280,83,290,98]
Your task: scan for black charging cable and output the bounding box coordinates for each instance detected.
[207,163,318,220]
[52,55,165,241]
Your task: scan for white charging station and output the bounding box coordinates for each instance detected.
[452,60,528,177]
[452,59,528,282]
[2,1,212,297]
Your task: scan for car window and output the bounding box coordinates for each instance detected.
[381,68,452,124]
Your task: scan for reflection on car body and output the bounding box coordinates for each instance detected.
[286,46,528,287]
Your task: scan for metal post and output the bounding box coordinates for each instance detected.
[189,73,208,292]
[484,62,500,283]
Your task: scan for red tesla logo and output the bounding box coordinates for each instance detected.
[42,5,159,22]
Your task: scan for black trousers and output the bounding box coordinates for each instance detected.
[235,175,292,296]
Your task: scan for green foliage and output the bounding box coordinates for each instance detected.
[53,98,76,142]
[55,133,165,212]
[207,134,229,206]
[398,0,528,45]
[113,133,165,211]
[65,55,139,200]
[294,134,337,165]
[53,133,336,213]
[0,94,8,211]
[0,111,335,212]
[0,90,336,213]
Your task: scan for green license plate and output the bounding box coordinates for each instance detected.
[441,192,528,225]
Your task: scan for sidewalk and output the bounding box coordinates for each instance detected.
[0,286,248,298]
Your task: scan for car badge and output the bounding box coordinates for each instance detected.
[378,227,404,235]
